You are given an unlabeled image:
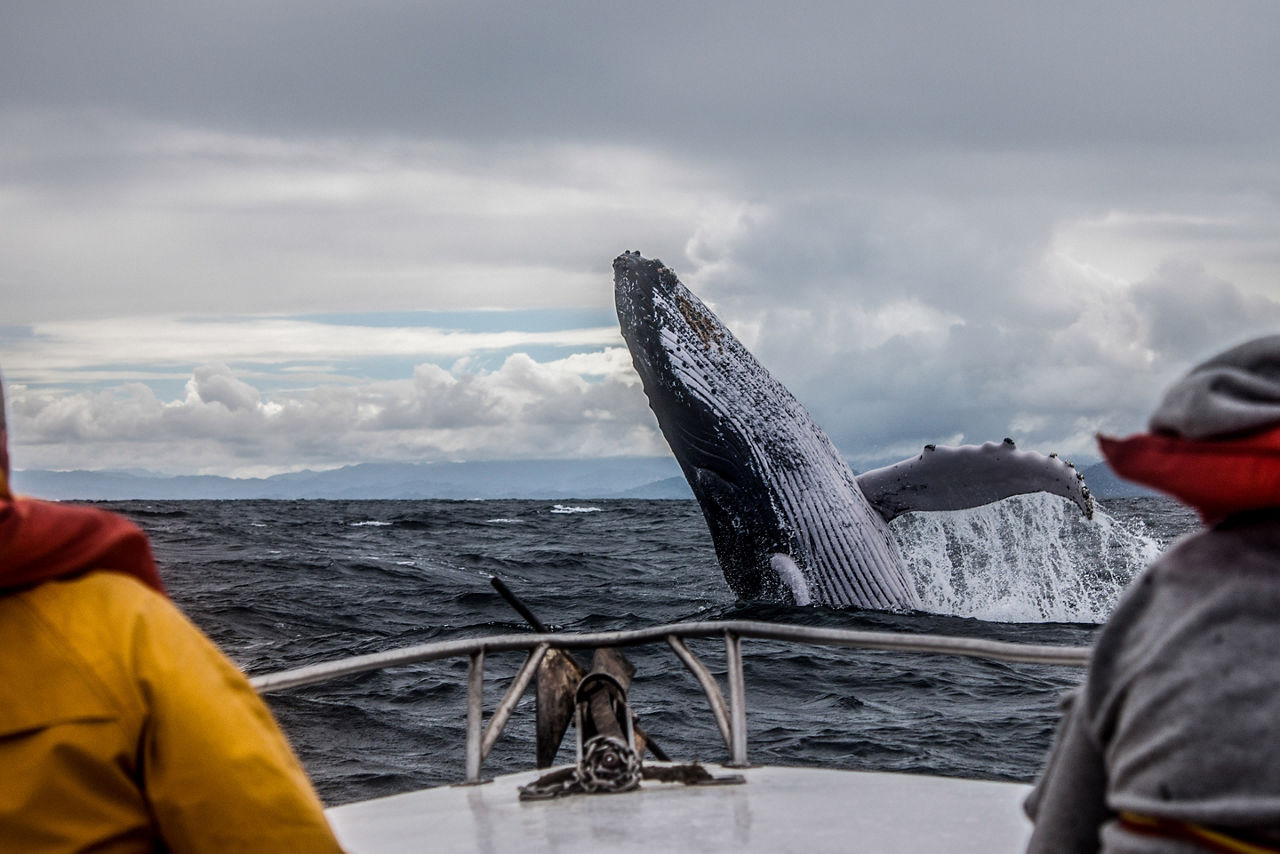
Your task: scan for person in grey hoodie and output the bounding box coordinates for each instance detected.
[1026,335,1280,853]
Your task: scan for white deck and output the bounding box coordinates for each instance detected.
[327,764,1033,853]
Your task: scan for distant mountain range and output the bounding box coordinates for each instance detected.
[11,458,696,501]
[1079,461,1159,500]
[12,457,1146,502]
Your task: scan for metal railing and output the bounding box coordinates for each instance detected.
[249,620,1091,784]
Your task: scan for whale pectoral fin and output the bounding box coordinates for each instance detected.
[855,439,1093,522]
[769,553,811,606]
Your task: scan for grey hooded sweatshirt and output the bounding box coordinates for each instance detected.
[1025,510,1280,852]
[1026,335,1280,852]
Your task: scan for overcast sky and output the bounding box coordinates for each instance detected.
[4,2,1280,477]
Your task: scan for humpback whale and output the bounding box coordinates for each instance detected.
[613,251,1092,610]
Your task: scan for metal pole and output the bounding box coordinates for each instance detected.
[481,643,549,761]
[250,620,1090,694]
[465,649,485,783]
[667,635,733,752]
[724,630,748,767]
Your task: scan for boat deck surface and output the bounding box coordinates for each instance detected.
[326,764,1033,853]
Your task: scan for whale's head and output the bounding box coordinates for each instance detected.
[613,251,802,600]
[613,252,763,408]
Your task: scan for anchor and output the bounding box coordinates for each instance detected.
[488,577,743,800]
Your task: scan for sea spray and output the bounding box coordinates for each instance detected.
[892,493,1162,623]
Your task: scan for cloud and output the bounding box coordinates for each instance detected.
[190,363,261,412]
[4,352,663,476]
[10,163,1280,476]
[0,115,719,323]
[1130,260,1280,362]
[5,3,1278,157]
[4,2,1280,478]
[666,194,1280,468]
[0,313,625,387]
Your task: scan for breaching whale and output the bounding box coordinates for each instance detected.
[613,251,1093,610]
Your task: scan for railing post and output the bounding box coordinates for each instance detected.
[464,649,485,783]
[667,635,733,753]
[724,630,748,767]
[481,643,549,762]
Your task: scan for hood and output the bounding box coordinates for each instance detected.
[0,372,165,594]
[1101,335,1280,523]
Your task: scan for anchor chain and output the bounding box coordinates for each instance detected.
[518,735,640,800]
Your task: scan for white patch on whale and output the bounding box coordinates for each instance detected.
[770,553,812,606]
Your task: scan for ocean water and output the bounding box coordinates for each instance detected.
[107,494,1199,806]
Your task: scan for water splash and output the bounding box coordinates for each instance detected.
[891,493,1163,623]
[549,504,603,514]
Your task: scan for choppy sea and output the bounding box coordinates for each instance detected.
[103,494,1198,806]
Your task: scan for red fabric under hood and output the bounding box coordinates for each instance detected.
[0,427,165,594]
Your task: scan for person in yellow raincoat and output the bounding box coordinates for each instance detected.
[0,375,344,852]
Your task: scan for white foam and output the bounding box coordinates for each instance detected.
[891,493,1163,623]
[550,505,603,514]
[349,520,393,527]
[485,518,522,524]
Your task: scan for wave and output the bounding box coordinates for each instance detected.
[549,504,603,514]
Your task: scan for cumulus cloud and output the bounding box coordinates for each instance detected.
[4,352,663,476]
[189,364,261,412]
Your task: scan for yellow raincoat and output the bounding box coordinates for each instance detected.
[0,571,344,853]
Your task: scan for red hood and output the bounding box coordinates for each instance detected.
[0,427,165,595]
[1098,426,1280,524]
